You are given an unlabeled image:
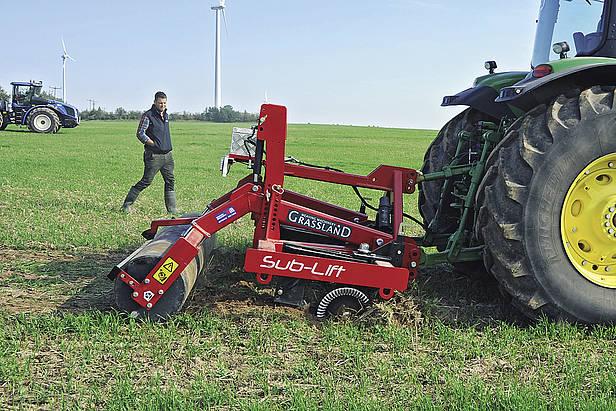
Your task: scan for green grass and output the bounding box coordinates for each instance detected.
[0,121,615,410]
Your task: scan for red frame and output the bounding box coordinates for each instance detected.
[111,104,420,310]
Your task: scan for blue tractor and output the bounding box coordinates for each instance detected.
[0,81,79,133]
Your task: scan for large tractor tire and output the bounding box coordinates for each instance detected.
[476,86,616,323]
[27,107,60,133]
[0,114,8,131]
[420,108,495,234]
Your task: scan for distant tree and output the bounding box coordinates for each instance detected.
[0,86,9,101]
[38,90,60,102]
[201,105,257,123]
[115,107,127,120]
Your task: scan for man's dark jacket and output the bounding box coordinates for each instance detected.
[142,105,172,154]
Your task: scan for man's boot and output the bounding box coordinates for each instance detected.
[121,187,141,213]
[165,191,178,214]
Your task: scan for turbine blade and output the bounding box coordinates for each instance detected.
[222,9,229,36]
[68,55,77,62]
[62,37,67,53]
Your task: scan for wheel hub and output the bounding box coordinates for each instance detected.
[34,115,51,130]
[561,153,616,288]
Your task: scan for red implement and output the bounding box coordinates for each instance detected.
[109,104,420,315]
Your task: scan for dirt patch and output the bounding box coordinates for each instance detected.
[0,246,522,327]
[0,247,123,314]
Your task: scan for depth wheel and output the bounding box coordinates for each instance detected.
[315,287,370,319]
[477,86,616,323]
[0,114,8,131]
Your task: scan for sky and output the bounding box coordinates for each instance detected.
[2,0,540,129]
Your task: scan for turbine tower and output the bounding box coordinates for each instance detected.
[211,0,226,108]
[61,38,76,103]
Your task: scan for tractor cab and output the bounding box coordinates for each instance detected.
[11,81,44,108]
[532,0,610,66]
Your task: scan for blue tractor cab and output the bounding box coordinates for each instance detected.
[0,81,79,133]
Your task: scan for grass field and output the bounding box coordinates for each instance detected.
[0,120,614,410]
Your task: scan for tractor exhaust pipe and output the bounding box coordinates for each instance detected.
[113,217,216,321]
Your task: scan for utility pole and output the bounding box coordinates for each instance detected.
[49,86,62,100]
[87,99,97,111]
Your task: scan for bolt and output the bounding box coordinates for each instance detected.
[146,303,152,309]
[609,162,614,168]
[277,289,283,296]
[606,267,611,272]
[252,185,259,192]
[585,170,590,175]
[120,273,125,279]
[411,262,417,268]
[144,279,150,284]
[129,281,134,286]
[358,243,370,253]
[611,208,615,213]
[607,214,612,219]
[376,238,384,246]
[610,229,615,234]
[572,227,577,232]
[158,289,164,295]
[606,222,611,227]
[582,261,587,266]
[132,292,139,297]
[397,250,402,255]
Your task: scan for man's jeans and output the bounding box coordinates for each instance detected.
[133,150,175,193]
[122,150,175,210]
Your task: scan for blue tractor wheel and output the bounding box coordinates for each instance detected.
[27,107,60,134]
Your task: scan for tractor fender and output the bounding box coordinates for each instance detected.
[441,85,515,120]
[497,63,616,111]
[22,105,61,125]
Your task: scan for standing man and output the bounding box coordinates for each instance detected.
[121,91,177,214]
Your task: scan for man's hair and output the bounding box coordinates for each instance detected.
[154,91,167,100]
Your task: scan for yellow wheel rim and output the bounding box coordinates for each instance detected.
[561,153,616,288]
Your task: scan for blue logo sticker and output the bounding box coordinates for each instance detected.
[215,207,237,224]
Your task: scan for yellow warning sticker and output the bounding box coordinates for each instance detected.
[153,257,179,285]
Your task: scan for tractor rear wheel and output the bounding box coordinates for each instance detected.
[27,107,60,133]
[419,108,494,233]
[0,114,8,131]
[477,86,616,323]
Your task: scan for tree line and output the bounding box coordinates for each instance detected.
[80,105,258,122]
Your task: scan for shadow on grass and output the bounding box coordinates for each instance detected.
[20,245,527,328]
[1,127,31,133]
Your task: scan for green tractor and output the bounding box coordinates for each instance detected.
[420,0,616,323]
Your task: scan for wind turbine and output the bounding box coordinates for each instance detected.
[211,0,227,108]
[61,38,76,103]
